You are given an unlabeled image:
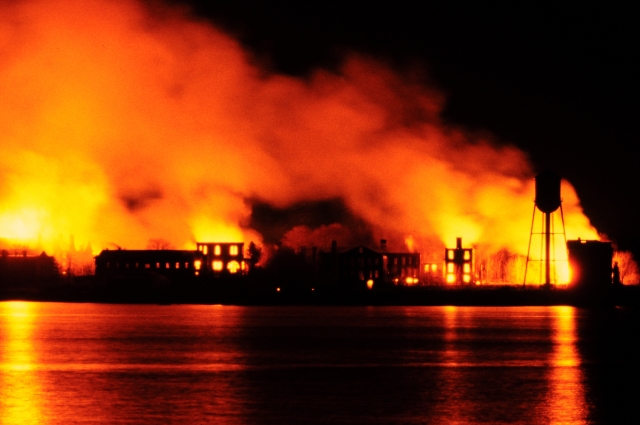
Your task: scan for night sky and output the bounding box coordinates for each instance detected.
[175,1,638,254]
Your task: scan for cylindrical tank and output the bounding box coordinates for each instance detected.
[535,169,562,213]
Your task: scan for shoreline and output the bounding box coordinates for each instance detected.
[2,280,639,307]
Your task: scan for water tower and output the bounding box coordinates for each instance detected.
[524,170,568,287]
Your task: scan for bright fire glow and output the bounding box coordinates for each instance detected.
[0,302,43,424]
[0,0,599,269]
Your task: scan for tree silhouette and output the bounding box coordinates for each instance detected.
[146,238,174,250]
[248,241,262,266]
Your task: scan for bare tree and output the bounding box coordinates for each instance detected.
[146,238,174,250]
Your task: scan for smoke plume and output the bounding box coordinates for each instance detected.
[0,0,598,259]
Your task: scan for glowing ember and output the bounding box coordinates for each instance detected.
[0,0,599,279]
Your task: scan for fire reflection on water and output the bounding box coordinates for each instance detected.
[437,306,465,423]
[433,306,589,424]
[0,303,594,424]
[0,302,44,425]
[546,306,588,424]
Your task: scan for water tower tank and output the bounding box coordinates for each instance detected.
[535,170,561,213]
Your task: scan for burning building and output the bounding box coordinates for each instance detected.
[94,241,249,281]
[321,240,420,289]
[444,238,474,285]
[94,249,203,280]
[196,242,248,276]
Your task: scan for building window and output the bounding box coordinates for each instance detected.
[203,245,208,255]
[194,260,201,270]
[227,261,240,274]
[464,251,471,260]
[145,264,151,269]
[165,262,170,269]
[214,245,221,256]
[229,245,238,256]
[213,260,223,271]
[447,250,454,260]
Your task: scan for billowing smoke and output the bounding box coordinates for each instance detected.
[0,0,598,260]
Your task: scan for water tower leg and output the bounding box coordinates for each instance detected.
[545,211,551,288]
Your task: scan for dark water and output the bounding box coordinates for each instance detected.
[1,303,639,424]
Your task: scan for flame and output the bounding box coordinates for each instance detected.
[0,0,599,271]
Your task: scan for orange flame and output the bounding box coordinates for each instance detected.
[0,0,598,274]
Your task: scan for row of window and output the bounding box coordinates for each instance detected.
[423,263,439,273]
[343,268,419,279]
[446,263,471,274]
[198,245,240,256]
[446,249,472,261]
[104,261,194,270]
[212,260,245,274]
[342,256,418,267]
[446,272,472,284]
[103,259,245,273]
[387,256,419,266]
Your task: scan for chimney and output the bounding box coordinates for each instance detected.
[380,239,387,251]
[456,237,462,249]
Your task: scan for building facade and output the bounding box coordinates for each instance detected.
[94,249,204,279]
[94,242,249,281]
[444,238,474,285]
[322,242,420,288]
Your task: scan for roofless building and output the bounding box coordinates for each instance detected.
[444,237,473,285]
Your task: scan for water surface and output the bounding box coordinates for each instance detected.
[1,303,638,424]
